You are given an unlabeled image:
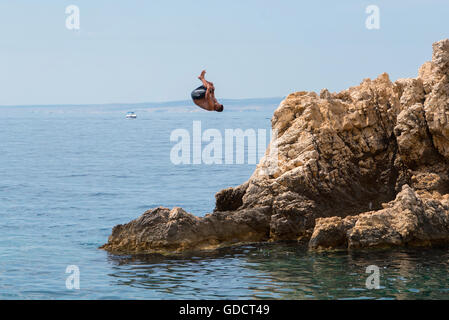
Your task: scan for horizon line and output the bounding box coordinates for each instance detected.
[0,96,286,108]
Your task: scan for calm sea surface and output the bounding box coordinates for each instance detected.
[0,102,448,299]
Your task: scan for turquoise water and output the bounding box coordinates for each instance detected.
[0,102,448,299]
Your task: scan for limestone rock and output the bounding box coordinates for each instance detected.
[100,206,271,253]
[310,185,449,250]
[102,39,449,253]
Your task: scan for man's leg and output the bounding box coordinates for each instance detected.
[198,70,214,90]
[198,70,206,80]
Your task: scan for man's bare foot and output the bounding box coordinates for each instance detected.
[198,70,206,80]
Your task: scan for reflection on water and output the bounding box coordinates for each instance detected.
[106,243,449,300]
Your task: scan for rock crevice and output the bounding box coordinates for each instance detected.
[101,39,449,253]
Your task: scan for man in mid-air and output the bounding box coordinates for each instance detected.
[191,70,224,112]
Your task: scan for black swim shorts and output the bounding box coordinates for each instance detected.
[191,85,207,100]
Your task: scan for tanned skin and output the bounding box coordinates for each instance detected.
[193,70,224,112]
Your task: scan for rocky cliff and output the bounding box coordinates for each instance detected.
[101,39,449,254]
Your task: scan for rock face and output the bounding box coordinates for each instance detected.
[309,185,449,250]
[101,206,271,253]
[101,39,449,254]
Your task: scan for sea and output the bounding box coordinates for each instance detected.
[0,99,448,299]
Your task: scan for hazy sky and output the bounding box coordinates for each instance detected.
[0,0,448,105]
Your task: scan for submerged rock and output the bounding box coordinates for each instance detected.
[102,39,449,253]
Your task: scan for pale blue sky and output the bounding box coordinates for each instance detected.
[0,0,448,105]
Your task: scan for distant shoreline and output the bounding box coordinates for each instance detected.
[0,97,285,109]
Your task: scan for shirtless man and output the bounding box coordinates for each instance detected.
[191,70,224,112]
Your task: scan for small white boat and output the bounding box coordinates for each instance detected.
[126,112,137,119]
